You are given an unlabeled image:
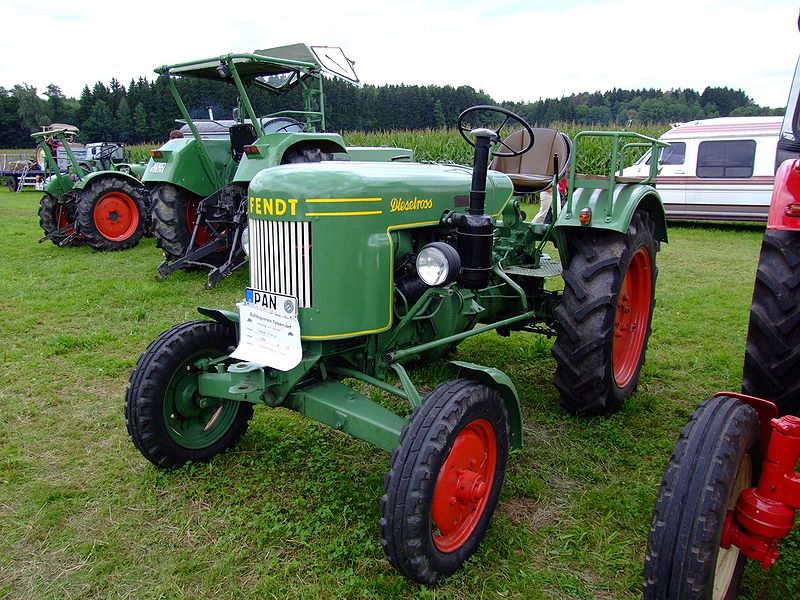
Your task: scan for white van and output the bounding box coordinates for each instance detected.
[623,116,781,222]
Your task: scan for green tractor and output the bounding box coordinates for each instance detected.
[35,128,149,251]
[144,43,413,288]
[125,106,668,583]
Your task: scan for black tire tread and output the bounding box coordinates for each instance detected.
[38,193,76,246]
[380,379,509,585]
[552,210,658,416]
[643,395,760,599]
[75,176,147,251]
[742,229,800,415]
[125,320,253,469]
[150,184,227,266]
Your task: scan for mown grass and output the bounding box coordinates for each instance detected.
[0,188,797,599]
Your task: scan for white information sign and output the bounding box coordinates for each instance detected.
[230,289,302,371]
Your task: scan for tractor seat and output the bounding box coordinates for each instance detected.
[230,123,257,162]
[491,128,572,193]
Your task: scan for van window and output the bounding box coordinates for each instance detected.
[653,142,685,165]
[696,140,756,178]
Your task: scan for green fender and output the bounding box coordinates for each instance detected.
[232,131,347,184]
[43,174,75,198]
[447,360,523,449]
[198,306,240,337]
[556,183,668,241]
[73,170,144,191]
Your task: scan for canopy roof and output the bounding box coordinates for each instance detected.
[156,44,357,85]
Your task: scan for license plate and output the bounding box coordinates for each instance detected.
[149,162,166,173]
[244,288,297,319]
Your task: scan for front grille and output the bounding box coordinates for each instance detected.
[248,219,312,308]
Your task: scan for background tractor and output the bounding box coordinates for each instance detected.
[643,43,800,599]
[125,105,668,584]
[144,43,413,288]
[35,128,149,251]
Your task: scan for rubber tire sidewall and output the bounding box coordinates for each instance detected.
[742,229,800,416]
[552,209,658,416]
[380,379,509,585]
[150,183,228,267]
[76,176,147,251]
[124,320,253,469]
[38,193,80,246]
[643,395,761,600]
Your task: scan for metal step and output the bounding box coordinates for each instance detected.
[503,254,563,278]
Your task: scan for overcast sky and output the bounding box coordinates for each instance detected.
[3,0,798,109]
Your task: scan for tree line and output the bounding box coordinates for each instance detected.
[0,76,784,148]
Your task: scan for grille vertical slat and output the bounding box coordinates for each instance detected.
[248,219,312,308]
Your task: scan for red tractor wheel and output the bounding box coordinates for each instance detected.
[380,379,509,585]
[76,177,147,251]
[38,193,81,246]
[552,209,658,416]
[150,184,227,266]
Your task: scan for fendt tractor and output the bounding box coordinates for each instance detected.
[143,43,413,288]
[125,105,668,584]
[643,47,800,600]
[35,128,149,251]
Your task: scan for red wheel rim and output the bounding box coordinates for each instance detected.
[56,204,72,230]
[93,191,139,241]
[612,247,652,388]
[186,197,212,246]
[431,418,497,553]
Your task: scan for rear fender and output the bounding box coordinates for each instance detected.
[43,174,75,198]
[232,132,347,183]
[768,159,800,231]
[74,170,144,191]
[447,360,523,449]
[555,184,667,267]
[557,183,667,240]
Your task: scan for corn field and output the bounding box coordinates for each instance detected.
[123,123,670,170]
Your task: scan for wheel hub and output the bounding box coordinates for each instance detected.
[431,419,497,552]
[93,191,139,241]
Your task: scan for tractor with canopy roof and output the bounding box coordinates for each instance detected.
[144,43,412,288]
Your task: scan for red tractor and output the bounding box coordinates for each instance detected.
[643,158,800,599]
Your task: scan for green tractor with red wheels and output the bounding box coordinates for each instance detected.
[125,105,669,583]
[143,43,413,288]
[35,128,149,251]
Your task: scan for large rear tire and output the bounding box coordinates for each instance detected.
[643,395,761,600]
[76,177,147,251]
[124,320,254,469]
[38,193,79,246]
[150,184,227,267]
[742,229,800,416]
[380,379,509,585]
[552,209,658,416]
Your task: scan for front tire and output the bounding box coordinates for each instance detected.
[380,379,509,585]
[552,209,658,416]
[76,177,147,251]
[742,229,800,415]
[643,395,760,600]
[124,320,254,469]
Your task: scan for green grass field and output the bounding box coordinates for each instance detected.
[0,188,797,599]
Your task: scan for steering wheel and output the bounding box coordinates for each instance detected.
[457,105,535,158]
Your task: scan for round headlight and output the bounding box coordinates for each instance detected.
[416,242,461,286]
[241,226,250,257]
